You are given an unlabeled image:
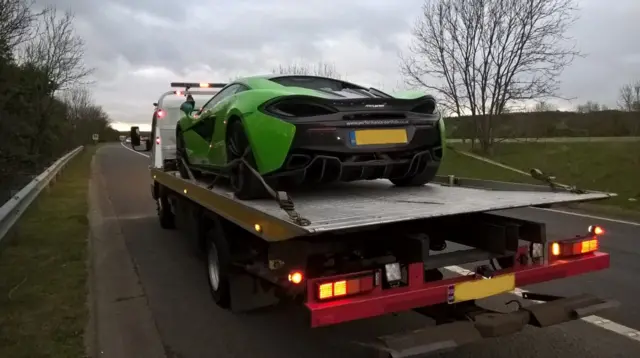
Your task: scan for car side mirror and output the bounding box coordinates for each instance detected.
[130,126,141,147]
[180,101,195,115]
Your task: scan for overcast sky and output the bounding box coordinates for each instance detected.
[36,0,640,131]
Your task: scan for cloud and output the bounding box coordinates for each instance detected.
[35,0,640,127]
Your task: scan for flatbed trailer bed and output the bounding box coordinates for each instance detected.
[150,167,613,241]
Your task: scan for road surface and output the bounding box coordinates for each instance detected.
[91,143,640,358]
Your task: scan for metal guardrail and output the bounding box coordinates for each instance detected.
[0,146,84,243]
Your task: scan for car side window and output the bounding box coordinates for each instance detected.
[201,84,241,111]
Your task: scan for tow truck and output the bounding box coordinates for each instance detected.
[130,82,618,357]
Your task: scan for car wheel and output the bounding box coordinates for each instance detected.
[389,159,440,187]
[226,120,268,200]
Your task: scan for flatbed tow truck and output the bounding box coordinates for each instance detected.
[132,82,618,357]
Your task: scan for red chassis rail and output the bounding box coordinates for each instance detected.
[305,251,609,328]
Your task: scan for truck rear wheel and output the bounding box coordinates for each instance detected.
[157,187,175,229]
[205,226,231,308]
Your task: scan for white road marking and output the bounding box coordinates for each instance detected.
[120,142,150,158]
[445,265,640,343]
[532,207,640,227]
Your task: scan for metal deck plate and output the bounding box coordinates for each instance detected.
[198,178,611,234]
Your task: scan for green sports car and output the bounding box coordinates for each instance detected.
[176,75,445,199]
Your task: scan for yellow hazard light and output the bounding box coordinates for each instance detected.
[333,280,347,296]
[551,242,560,256]
[254,223,262,233]
[318,283,333,300]
[183,189,188,194]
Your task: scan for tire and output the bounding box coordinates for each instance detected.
[205,226,231,309]
[226,119,268,200]
[157,190,175,229]
[389,160,440,186]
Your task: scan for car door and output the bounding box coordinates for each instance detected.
[185,84,241,164]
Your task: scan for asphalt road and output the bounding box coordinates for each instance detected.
[94,143,640,358]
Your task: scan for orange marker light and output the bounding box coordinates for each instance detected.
[551,242,561,256]
[589,225,604,236]
[288,271,304,284]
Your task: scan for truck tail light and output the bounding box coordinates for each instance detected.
[156,137,160,145]
[317,275,374,300]
[551,238,598,258]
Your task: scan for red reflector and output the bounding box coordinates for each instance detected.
[317,275,374,300]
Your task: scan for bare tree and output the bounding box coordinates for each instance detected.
[272,61,342,79]
[20,6,93,92]
[532,101,558,112]
[576,100,601,113]
[59,85,93,123]
[401,0,580,152]
[618,80,640,111]
[0,0,39,57]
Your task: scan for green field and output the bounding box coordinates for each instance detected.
[0,147,95,358]
[438,141,640,215]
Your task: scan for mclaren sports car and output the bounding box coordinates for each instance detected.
[175,75,445,199]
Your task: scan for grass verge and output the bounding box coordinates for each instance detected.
[0,146,96,358]
[438,141,640,214]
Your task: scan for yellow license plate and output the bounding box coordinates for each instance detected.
[450,273,515,303]
[353,129,408,145]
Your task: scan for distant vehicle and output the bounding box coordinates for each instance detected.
[119,135,126,142]
[125,137,131,143]
[129,82,222,163]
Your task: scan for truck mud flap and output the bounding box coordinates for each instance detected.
[228,272,280,313]
[358,293,618,358]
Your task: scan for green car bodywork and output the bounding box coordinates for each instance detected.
[175,75,445,199]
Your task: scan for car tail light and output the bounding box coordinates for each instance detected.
[317,275,374,300]
[157,109,165,118]
[550,238,598,258]
[156,137,160,145]
[264,98,337,118]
